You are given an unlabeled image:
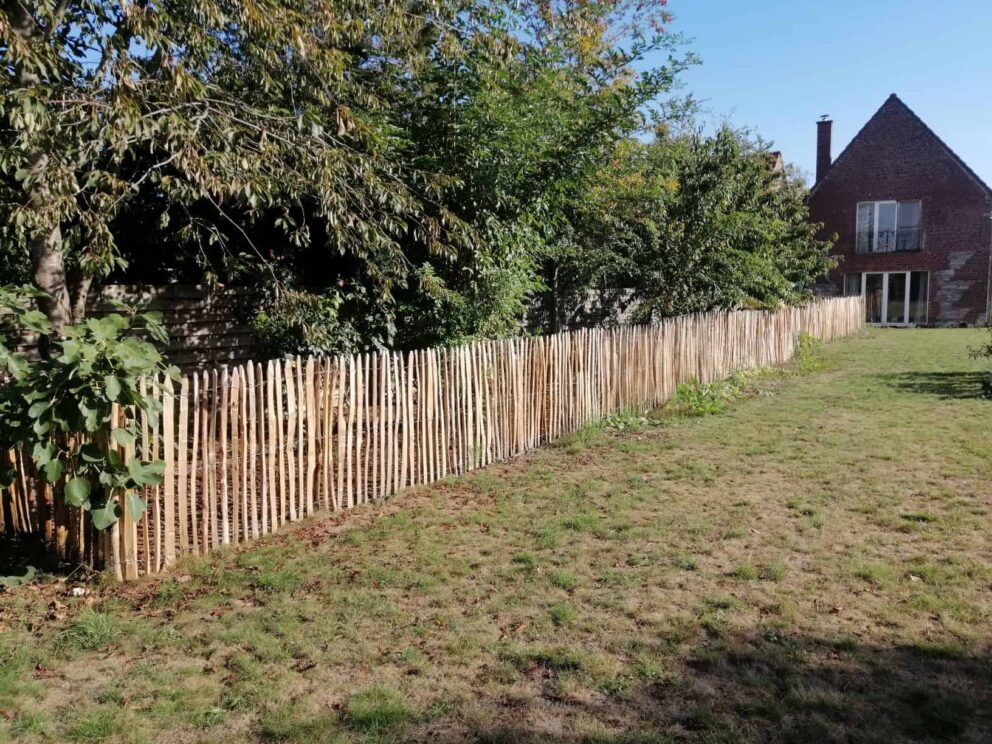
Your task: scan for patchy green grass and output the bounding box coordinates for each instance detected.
[1,329,991,743]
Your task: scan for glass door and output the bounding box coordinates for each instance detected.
[864,274,883,323]
[886,272,907,324]
[860,271,928,325]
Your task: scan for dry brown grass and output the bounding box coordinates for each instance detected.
[1,328,990,743]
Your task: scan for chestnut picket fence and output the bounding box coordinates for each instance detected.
[1,296,864,580]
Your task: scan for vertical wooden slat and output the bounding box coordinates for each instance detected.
[230,367,242,544]
[219,366,230,545]
[403,352,414,489]
[295,357,306,516]
[355,353,366,504]
[305,357,316,515]
[378,352,387,500]
[247,362,260,538]
[285,359,297,521]
[199,370,210,551]
[363,353,373,502]
[240,365,250,539]
[267,361,279,528]
[209,369,220,548]
[177,375,189,556]
[274,361,287,525]
[345,354,356,508]
[189,373,200,556]
[337,356,348,510]
[151,380,163,570]
[139,379,152,572]
[162,376,177,566]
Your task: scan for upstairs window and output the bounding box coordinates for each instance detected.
[856,200,921,252]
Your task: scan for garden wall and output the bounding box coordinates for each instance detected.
[9,285,256,369]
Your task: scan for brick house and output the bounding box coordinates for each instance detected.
[808,94,992,325]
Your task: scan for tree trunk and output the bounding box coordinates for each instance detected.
[70,273,93,323]
[8,2,75,353]
[549,263,561,335]
[31,219,73,354]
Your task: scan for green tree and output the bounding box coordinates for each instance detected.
[553,126,835,326]
[1,0,471,352]
[396,1,693,343]
[0,286,173,539]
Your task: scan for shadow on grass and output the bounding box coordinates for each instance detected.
[464,631,992,743]
[876,371,988,400]
[0,532,59,585]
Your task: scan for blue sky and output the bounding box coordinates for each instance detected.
[648,0,992,185]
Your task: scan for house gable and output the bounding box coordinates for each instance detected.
[808,94,992,326]
[812,94,991,204]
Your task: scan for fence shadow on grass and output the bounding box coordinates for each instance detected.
[875,371,987,400]
[460,630,992,744]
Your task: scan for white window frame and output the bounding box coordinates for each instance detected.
[859,271,929,325]
[856,200,921,253]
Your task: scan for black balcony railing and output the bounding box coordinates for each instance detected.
[855,227,921,253]
[895,226,920,251]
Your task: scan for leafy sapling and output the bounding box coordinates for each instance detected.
[0,285,177,531]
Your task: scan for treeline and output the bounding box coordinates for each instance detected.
[1,1,834,357]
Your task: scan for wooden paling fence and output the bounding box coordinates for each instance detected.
[1,297,864,580]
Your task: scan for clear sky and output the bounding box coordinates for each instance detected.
[649,0,992,186]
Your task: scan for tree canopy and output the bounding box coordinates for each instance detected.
[1,1,832,357]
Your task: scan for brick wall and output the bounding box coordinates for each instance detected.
[808,95,992,325]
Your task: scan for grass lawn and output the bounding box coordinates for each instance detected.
[1,328,991,743]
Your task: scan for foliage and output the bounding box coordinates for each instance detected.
[1,0,475,338]
[1,0,694,356]
[250,284,395,359]
[0,286,174,530]
[388,1,693,346]
[550,127,835,327]
[967,327,992,399]
[600,409,663,433]
[672,333,823,416]
[396,219,549,346]
[969,326,992,361]
[794,332,824,374]
[674,378,737,416]
[1,1,828,357]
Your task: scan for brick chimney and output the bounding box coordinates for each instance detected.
[816,116,832,183]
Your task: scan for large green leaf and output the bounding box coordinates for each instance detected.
[64,477,91,507]
[106,449,124,469]
[111,427,135,447]
[42,458,64,483]
[124,491,147,520]
[89,498,120,530]
[127,458,165,487]
[32,440,56,467]
[78,400,101,432]
[20,310,52,334]
[104,375,122,402]
[88,315,129,343]
[80,443,105,463]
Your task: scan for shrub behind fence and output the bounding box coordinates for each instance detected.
[1,297,864,580]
